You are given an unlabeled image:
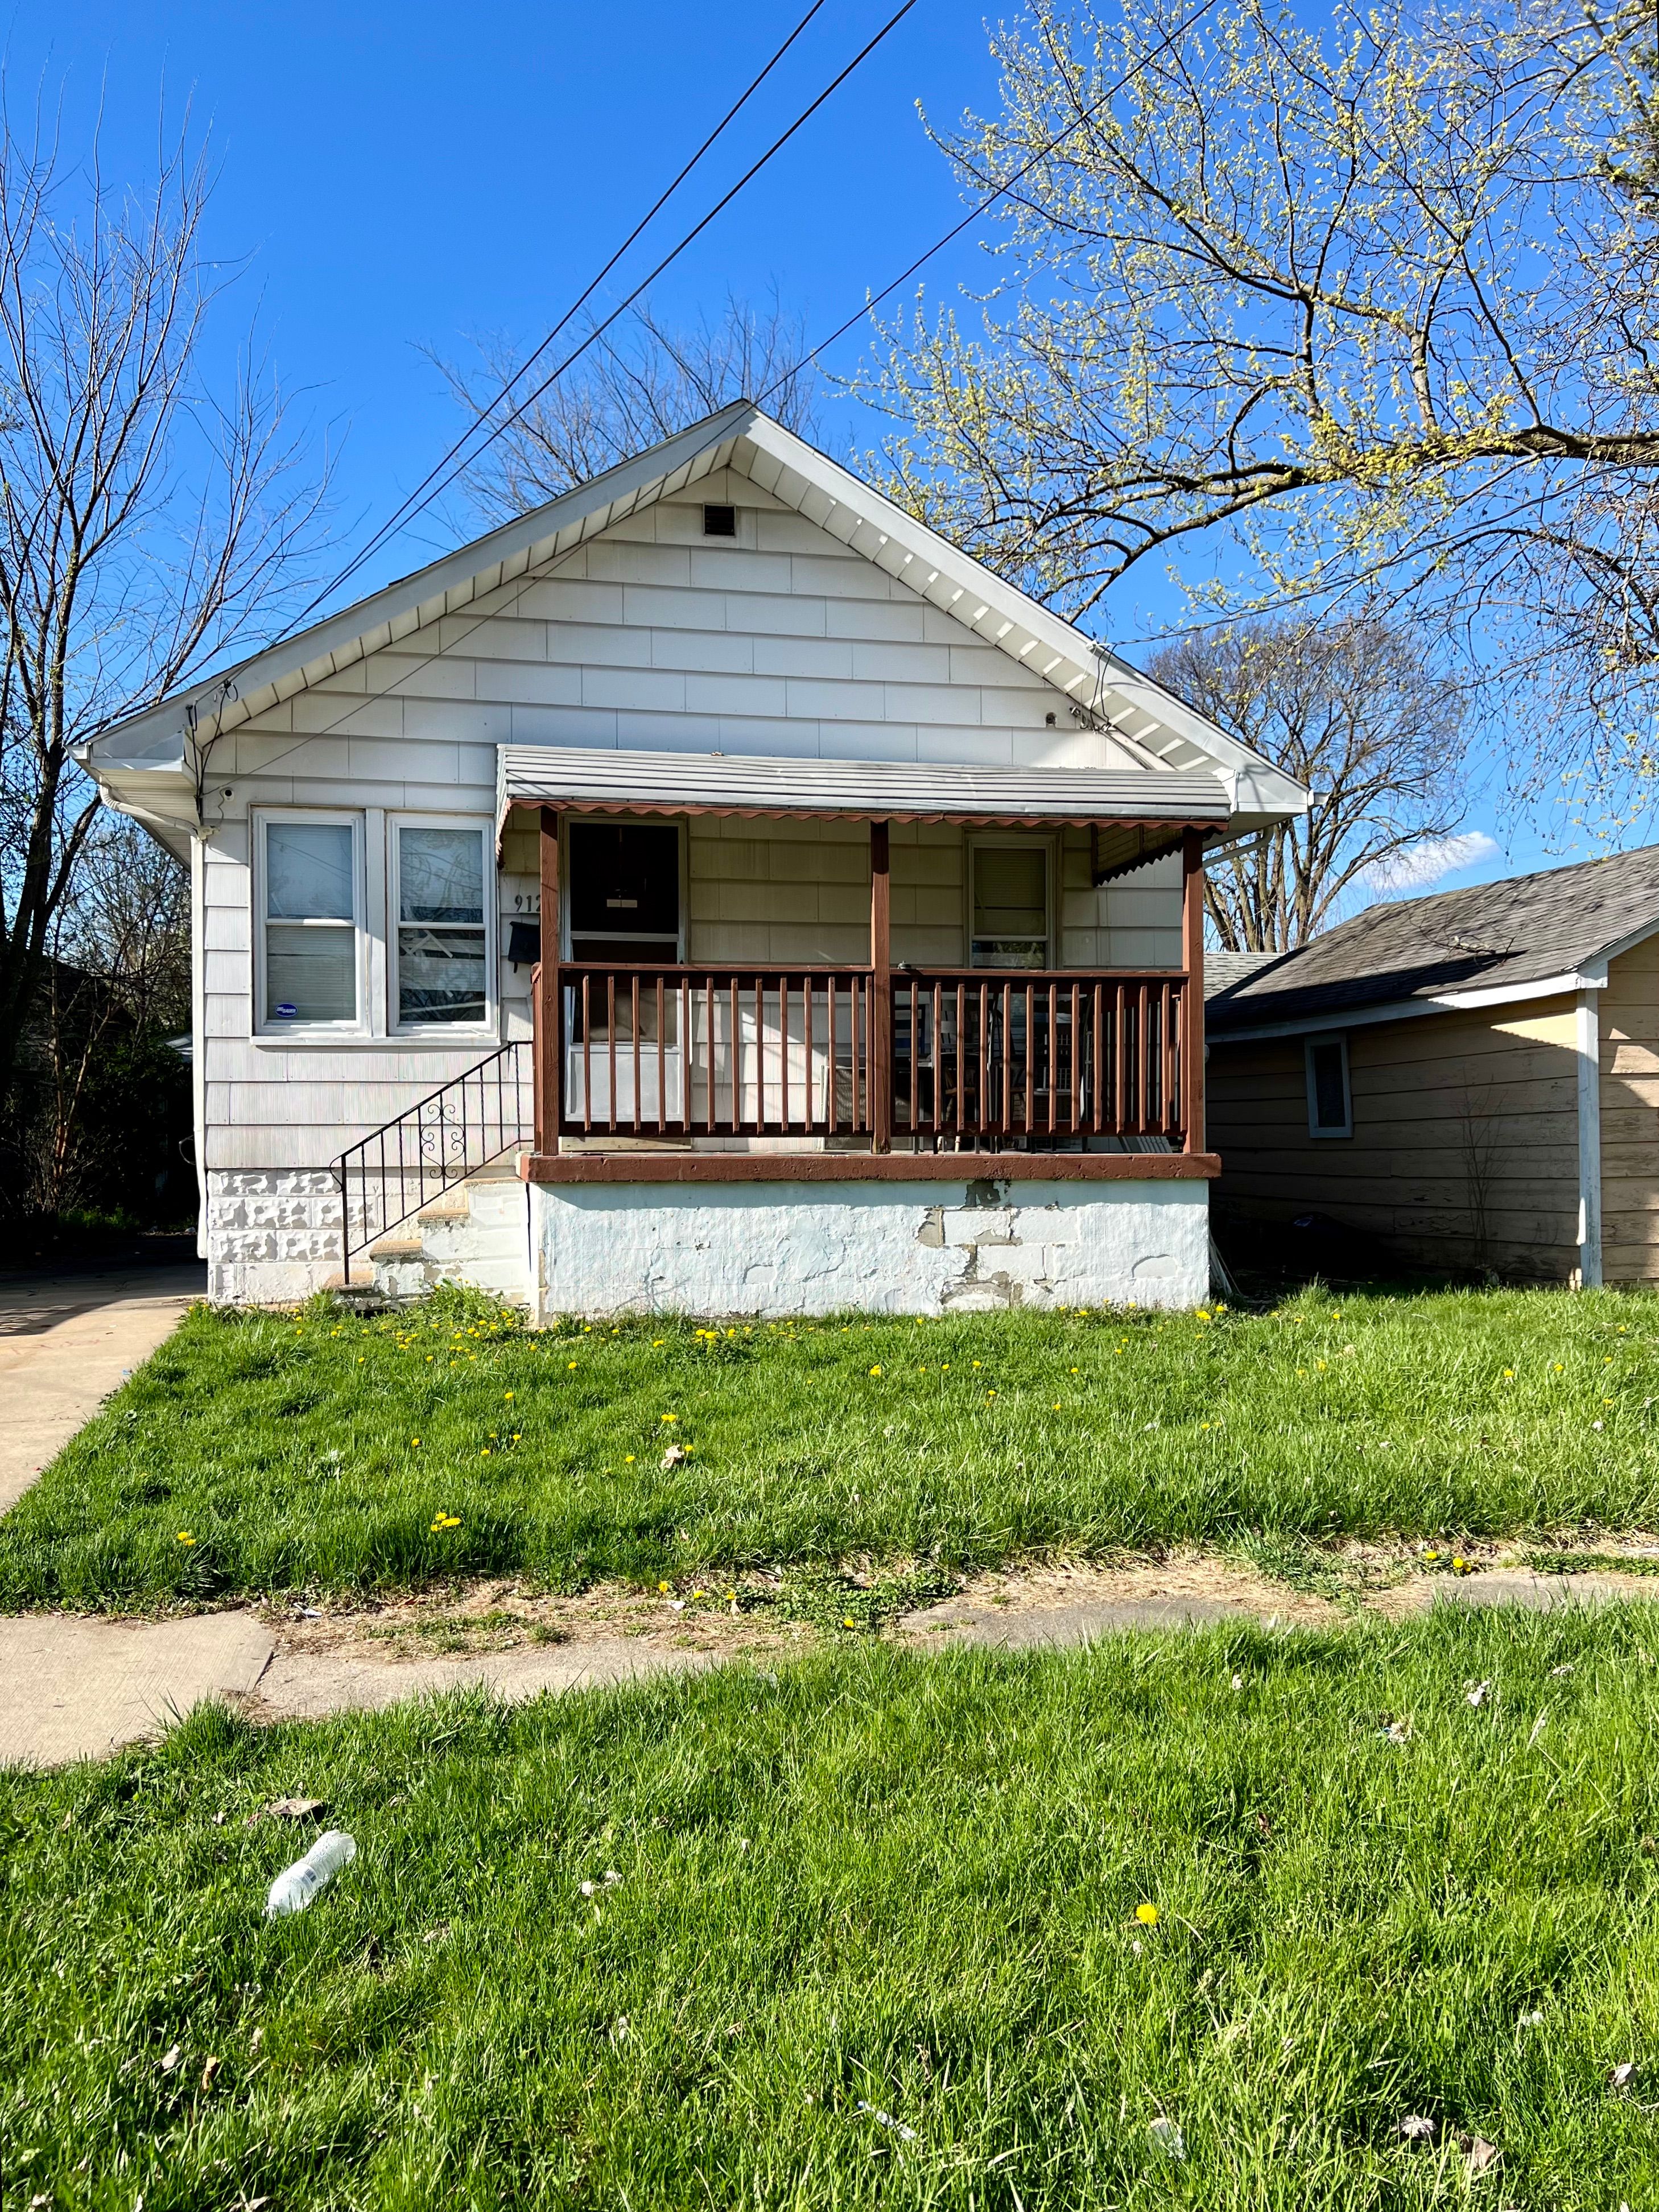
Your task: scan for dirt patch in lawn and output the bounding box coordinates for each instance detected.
[254,1532,1659,1669]
[262,1577,813,1668]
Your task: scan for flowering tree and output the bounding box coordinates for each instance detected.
[861,0,1659,812]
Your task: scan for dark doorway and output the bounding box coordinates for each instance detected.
[567,822,680,962]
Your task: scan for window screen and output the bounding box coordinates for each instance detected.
[971,845,1049,968]
[263,820,357,1024]
[397,826,488,1025]
[1306,1036,1351,1136]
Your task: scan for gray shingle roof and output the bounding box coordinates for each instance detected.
[1205,844,1659,1033]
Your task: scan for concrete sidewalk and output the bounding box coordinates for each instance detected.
[0,1262,204,1511]
[3,1565,1652,1771]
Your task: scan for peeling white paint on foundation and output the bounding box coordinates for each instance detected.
[531,1179,1209,1320]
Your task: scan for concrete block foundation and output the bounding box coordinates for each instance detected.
[531,1177,1208,1319]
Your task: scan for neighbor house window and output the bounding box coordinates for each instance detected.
[393,822,491,1028]
[259,814,362,1029]
[970,841,1051,968]
[1306,1033,1352,1138]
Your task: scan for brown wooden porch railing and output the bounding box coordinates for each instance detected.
[890,970,1187,1146]
[554,964,875,1140]
[539,963,1187,1149]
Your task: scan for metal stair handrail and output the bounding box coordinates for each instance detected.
[332,1040,533,1278]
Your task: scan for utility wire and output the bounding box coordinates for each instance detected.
[287,0,919,631]
[277,0,828,639]
[188,0,1212,777]
[756,0,1220,403]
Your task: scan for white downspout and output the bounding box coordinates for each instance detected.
[191,832,209,1260]
[1575,986,1602,1288]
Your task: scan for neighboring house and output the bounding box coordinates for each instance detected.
[1206,846,1659,1285]
[78,402,1305,1317]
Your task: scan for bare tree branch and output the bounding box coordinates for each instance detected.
[1150,614,1470,948]
[0,99,328,1137]
[426,291,820,521]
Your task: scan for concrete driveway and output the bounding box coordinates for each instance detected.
[0,1261,204,1511]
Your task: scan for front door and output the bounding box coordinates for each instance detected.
[564,822,684,1125]
[566,821,680,963]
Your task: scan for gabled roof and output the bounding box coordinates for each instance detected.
[79,402,1306,841]
[1206,844,1659,1036]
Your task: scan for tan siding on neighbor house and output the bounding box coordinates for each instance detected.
[1599,936,1659,1282]
[1208,999,1581,1278]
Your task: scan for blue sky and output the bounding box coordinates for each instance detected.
[15,0,1576,894]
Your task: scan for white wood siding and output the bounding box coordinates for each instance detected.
[203,466,1183,1173]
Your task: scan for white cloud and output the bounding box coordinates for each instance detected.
[1359,831,1500,898]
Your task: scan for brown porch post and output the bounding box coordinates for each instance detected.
[1181,826,1206,1154]
[538,807,562,1155]
[869,819,892,1152]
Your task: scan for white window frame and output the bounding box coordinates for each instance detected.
[1305,1031,1353,1139]
[966,832,1055,969]
[389,814,498,1039]
[253,808,368,1041]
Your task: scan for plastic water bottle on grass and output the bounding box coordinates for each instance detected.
[266,1831,356,1919]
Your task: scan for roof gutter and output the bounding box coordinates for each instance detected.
[1207,967,1602,1043]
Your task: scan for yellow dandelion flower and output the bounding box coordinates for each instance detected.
[1135,1902,1159,1927]
[661,1413,678,1422]
[869,1364,882,1377]
[175,1531,196,1545]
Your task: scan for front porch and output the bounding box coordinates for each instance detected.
[510,762,1218,1311]
[340,746,1231,1316]
[516,773,1217,1183]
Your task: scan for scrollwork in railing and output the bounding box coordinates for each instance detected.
[332,1041,533,1278]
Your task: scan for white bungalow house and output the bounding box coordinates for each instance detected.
[79,403,1306,1317]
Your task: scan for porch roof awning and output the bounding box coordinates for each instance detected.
[495,744,1233,831]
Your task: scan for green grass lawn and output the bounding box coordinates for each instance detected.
[3,1282,1659,1609]
[5,1606,1658,2208]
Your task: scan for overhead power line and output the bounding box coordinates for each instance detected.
[756,0,1220,405]
[286,0,919,632]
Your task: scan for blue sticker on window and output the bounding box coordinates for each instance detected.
[275,1002,298,1020]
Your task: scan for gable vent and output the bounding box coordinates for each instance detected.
[701,502,737,538]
